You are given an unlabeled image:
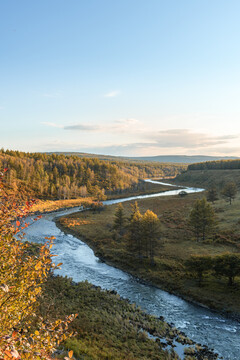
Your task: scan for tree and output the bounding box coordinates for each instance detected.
[207,187,218,204]
[221,182,237,205]
[0,170,76,359]
[185,255,212,285]
[93,185,107,202]
[128,207,143,258]
[142,210,161,266]
[113,203,125,235]
[189,198,216,241]
[129,201,140,221]
[214,253,240,286]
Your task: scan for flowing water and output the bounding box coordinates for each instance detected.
[24,181,240,359]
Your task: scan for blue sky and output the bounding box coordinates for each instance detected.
[1,0,240,156]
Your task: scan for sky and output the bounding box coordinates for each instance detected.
[1,0,240,157]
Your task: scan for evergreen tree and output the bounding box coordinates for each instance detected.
[189,198,216,241]
[207,187,218,204]
[214,253,240,286]
[185,255,212,286]
[113,203,125,235]
[221,182,237,205]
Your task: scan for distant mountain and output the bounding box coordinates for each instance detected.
[47,152,239,164]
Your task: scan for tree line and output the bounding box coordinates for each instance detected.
[188,159,240,171]
[0,149,184,200]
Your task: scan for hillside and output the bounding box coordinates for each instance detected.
[171,159,240,190]
[0,149,185,200]
[171,169,240,190]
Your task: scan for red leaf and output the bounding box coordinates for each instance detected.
[12,330,18,338]
[16,221,20,227]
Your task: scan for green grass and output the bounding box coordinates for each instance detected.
[57,191,240,316]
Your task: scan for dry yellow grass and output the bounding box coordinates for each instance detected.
[30,198,94,214]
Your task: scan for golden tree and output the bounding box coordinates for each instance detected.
[0,169,76,360]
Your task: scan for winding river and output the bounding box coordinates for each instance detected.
[24,181,240,360]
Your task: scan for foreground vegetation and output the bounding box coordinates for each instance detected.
[0,170,77,359]
[58,189,240,316]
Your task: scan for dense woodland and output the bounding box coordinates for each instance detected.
[188,159,240,170]
[0,149,185,200]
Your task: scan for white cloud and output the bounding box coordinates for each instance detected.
[103,90,120,98]
[146,129,239,149]
[62,118,141,133]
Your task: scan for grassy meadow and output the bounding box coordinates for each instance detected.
[57,188,240,316]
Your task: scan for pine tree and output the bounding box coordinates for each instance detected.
[214,253,240,286]
[185,255,212,285]
[189,198,216,241]
[207,187,218,203]
[221,182,237,205]
[113,203,125,235]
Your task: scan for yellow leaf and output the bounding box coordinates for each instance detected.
[68,350,73,358]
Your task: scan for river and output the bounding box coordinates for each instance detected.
[24,180,240,360]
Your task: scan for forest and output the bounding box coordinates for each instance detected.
[0,149,185,200]
[188,159,240,170]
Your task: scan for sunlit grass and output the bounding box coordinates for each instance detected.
[30,198,94,213]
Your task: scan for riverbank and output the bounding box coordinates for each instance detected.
[29,181,174,215]
[40,275,219,360]
[105,181,176,200]
[56,192,240,319]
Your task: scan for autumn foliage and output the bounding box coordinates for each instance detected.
[0,170,76,359]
